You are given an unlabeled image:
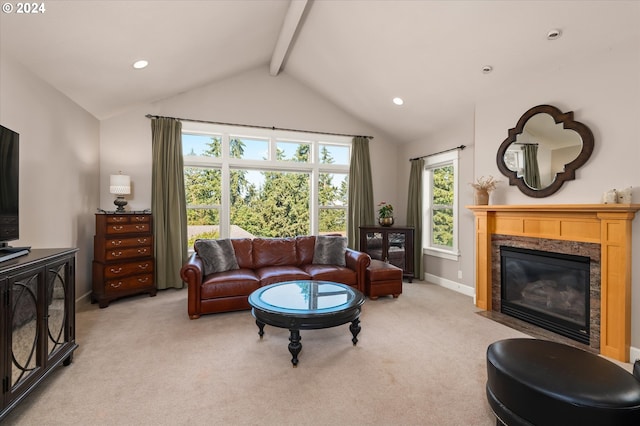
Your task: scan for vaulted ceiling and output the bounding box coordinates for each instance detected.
[1,1,638,143]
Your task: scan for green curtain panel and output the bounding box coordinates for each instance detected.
[523,144,541,189]
[347,136,374,249]
[151,118,188,289]
[407,158,424,280]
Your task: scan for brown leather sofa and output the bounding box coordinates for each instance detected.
[180,236,371,319]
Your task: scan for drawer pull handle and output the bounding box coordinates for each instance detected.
[109,267,123,274]
[134,216,145,222]
[110,240,123,246]
[138,263,150,270]
[111,251,123,257]
[137,248,147,254]
[113,217,126,222]
[138,277,149,283]
[112,226,124,231]
[110,282,123,288]
[135,225,145,231]
[137,238,148,244]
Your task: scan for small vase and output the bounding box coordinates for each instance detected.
[474,189,489,205]
[379,217,394,227]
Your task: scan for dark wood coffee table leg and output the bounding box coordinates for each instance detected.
[350,318,361,345]
[288,329,302,367]
[256,320,265,338]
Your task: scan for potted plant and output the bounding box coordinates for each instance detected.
[377,202,394,226]
[470,176,499,205]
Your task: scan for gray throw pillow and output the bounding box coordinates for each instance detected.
[194,239,239,275]
[312,235,347,266]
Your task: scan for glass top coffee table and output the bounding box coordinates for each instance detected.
[248,280,365,367]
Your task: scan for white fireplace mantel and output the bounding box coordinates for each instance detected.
[467,204,640,362]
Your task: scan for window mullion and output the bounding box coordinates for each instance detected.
[221,133,230,238]
[310,154,319,235]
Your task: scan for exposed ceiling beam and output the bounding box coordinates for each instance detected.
[270,0,310,76]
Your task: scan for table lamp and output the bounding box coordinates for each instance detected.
[110,173,131,212]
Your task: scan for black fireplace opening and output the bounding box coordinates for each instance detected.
[500,246,590,345]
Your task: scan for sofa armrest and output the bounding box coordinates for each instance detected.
[180,253,204,319]
[345,248,371,293]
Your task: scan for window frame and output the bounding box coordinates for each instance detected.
[422,150,460,261]
[182,122,351,240]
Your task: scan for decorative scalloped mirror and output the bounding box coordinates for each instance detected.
[496,104,594,198]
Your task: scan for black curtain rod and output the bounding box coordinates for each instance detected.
[409,144,466,161]
[145,114,373,140]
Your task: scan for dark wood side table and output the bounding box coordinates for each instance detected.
[359,225,415,282]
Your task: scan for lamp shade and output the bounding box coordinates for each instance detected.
[110,174,131,195]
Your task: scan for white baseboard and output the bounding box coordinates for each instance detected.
[630,346,640,363]
[76,290,92,304]
[424,273,475,298]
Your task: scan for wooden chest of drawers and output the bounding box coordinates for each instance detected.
[92,213,156,308]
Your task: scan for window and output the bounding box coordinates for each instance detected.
[423,150,459,260]
[182,123,351,247]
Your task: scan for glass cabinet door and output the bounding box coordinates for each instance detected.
[46,261,69,360]
[364,232,384,260]
[10,269,41,392]
[388,232,406,270]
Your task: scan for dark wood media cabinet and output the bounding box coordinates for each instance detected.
[0,248,78,421]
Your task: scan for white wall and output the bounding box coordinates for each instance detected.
[99,65,402,224]
[0,54,100,299]
[398,109,476,290]
[397,36,640,349]
[477,37,640,350]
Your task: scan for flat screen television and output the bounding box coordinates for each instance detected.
[0,124,20,249]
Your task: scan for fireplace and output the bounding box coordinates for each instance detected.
[500,246,590,345]
[467,204,639,362]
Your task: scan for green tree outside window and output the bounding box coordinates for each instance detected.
[431,165,454,247]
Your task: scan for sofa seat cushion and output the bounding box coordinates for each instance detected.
[256,265,311,286]
[201,268,260,300]
[302,264,357,286]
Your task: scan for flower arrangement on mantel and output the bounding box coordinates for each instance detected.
[377,202,394,218]
[470,176,499,205]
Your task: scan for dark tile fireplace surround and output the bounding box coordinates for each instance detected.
[490,235,600,352]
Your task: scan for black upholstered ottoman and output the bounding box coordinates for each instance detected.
[486,338,640,426]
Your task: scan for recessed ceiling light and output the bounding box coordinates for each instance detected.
[393,97,404,106]
[482,65,493,74]
[547,29,562,40]
[133,60,149,69]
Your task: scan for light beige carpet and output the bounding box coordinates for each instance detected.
[4,282,534,425]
